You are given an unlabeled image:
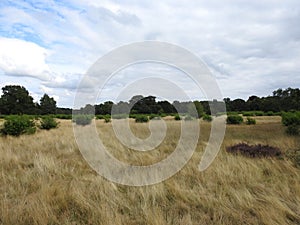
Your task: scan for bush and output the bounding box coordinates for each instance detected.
[135,115,149,123]
[104,117,111,123]
[226,115,243,124]
[246,117,256,125]
[286,148,300,168]
[40,116,59,130]
[281,112,300,135]
[174,114,181,121]
[286,124,299,135]
[54,114,72,120]
[226,143,282,158]
[112,114,128,119]
[73,114,93,126]
[1,115,36,136]
[265,111,274,116]
[184,115,194,121]
[203,114,213,122]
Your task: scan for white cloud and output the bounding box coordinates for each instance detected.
[0,0,300,107]
[0,37,51,80]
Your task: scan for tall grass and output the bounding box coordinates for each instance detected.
[0,117,299,224]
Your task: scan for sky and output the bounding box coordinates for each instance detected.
[0,0,300,107]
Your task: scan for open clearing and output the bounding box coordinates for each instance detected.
[0,116,300,225]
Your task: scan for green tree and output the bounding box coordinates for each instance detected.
[0,85,35,114]
[40,94,57,115]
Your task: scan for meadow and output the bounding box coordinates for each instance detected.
[0,116,299,225]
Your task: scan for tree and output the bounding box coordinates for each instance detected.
[193,100,204,118]
[40,94,57,115]
[0,85,35,114]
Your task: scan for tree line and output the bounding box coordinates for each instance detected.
[0,85,299,116]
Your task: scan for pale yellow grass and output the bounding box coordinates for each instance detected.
[0,117,299,225]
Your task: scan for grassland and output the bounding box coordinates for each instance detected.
[0,116,300,225]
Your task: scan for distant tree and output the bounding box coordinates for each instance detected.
[0,85,35,114]
[95,101,113,115]
[40,94,57,115]
[193,100,204,118]
[157,101,176,114]
[230,98,247,111]
[247,95,261,111]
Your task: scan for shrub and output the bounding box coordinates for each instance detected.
[112,114,128,119]
[246,117,256,125]
[1,115,36,136]
[184,115,193,121]
[286,124,299,135]
[73,114,93,126]
[54,114,72,120]
[104,117,111,123]
[286,148,300,168]
[203,114,213,122]
[226,115,243,124]
[135,115,149,123]
[174,114,181,121]
[40,116,59,130]
[149,114,160,120]
[242,111,255,117]
[281,112,300,135]
[226,143,282,158]
[265,111,274,116]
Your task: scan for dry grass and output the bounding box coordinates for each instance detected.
[0,117,300,225]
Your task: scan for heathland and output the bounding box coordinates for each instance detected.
[0,116,299,225]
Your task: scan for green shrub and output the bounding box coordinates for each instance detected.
[281,112,300,135]
[184,115,193,121]
[281,112,300,126]
[73,114,93,126]
[286,124,299,135]
[265,111,274,116]
[40,116,59,130]
[242,111,255,117]
[135,115,149,123]
[174,114,181,121]
[226,115,243,124]
[1,115,36,136]
[286,148,300,168]
[112,114,128,119]
[104,117,111,123]
[246,117,256,125]
[54,114,72,120]
[203,114,213,122]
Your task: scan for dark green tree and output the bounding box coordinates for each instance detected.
[0,85,35,114]
[40,94,57,115]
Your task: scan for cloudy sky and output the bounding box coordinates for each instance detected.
[0,0,300,107]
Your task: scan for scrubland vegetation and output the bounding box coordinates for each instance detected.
[0,116,300,225]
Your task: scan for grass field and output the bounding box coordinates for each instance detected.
[0,116,300,225]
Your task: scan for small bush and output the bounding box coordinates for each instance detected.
[104,117,111,123]
[54,114,72,120]
[40,116,58,130]
[135,115,149,123]
[246,117,256,125]
[1,115,36,136]
[286,124,299,135]
[112,114,128,119]
[184,115,193,121]
[203,114,213,122]
[174,114,181,121]
[226,143,282,158]
[265,111,274,116]
[281,112,300,135]
[226,115,243,124]
[286,148,300,168]
[73,114,93,126]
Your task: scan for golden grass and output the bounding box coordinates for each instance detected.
[0,117,299,225]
